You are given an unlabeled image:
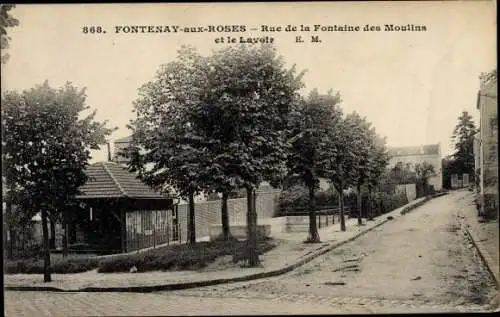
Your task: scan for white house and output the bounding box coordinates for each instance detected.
[387,144,443,191]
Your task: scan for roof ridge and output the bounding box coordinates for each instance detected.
[101,161,128,197]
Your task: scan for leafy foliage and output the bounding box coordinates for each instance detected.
[126,46,212,244]
[2,81,114,221]
[0,4,19,63]
[415,162,437,196]
[340,112,389,224]
[4,239,277,274]
[277,185,339,214]
[322,112,359,191]
[127,46,211,198]
[128,44,305,260]
[415,162,436,182]
[192,44,305,261]
[198,44,305,191]
[2,81,115,278]
[286,89,342,241]
[365,132,390,191]
[287,89,342,188]
[451,111,477,176]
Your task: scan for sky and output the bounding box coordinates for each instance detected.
[1,2,496,163]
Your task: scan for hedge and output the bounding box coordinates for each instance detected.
[4,238,277,274]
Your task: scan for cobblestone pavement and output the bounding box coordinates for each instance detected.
[5,191,498,315]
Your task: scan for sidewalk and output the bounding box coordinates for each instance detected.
[4,196,431,292]
[458,190,499,289]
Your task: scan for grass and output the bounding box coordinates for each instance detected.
[4,238,277,274]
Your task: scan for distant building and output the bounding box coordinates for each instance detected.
[474,70,498,217]
[387,144,442,191]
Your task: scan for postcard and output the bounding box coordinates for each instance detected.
[2,2,498,315]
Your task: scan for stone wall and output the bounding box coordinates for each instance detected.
[177,189,281,242]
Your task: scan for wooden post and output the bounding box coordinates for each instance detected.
[62,223,69,258]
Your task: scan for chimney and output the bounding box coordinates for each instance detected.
[107,142,112,162]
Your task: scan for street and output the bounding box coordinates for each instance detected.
[5,191,498,315]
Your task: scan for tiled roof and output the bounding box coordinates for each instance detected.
[388,144,440,157]
[76,161,170,200]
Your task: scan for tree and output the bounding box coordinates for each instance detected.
[1,4,19,64]
[451,111,477,178]
[364,133,390,218]
[2,81,114,281]
[286,89,342,242]
[415,162,436,195]
[323,110,364,232]
[390,161,416,185]
[127,46,210,245]
[441,155,454,189]
[343,112,374,225]
[198,44,305,265]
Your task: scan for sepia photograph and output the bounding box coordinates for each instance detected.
[1,1,498,315]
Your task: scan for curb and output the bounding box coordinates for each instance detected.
[400,192,449,215]
[463,228,500,290]
[6,195,442,293]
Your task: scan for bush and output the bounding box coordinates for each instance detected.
[278,184,309,213]
[4,239,277,274]
[367,191,408,216]
[278,185,339,215]
[97,239,277,273]
[4,257,100,274]
[9,244,44,260]
[315,189,339,206]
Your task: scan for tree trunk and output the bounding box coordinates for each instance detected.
[221,192,231,240]
[367,189,374,220]
[188,191,196,244]
[62,223,69,258]
[307,185,320,242]
[246,186,259,266]
[8,227,16,259]
[357,183,363,225]
[339,187,346,232]
[41,208,51,282]
[49,216,56,250]
[3,221,9,260]
[6,185,14,260]
[62,208,69,257]
[5,217,16,260]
